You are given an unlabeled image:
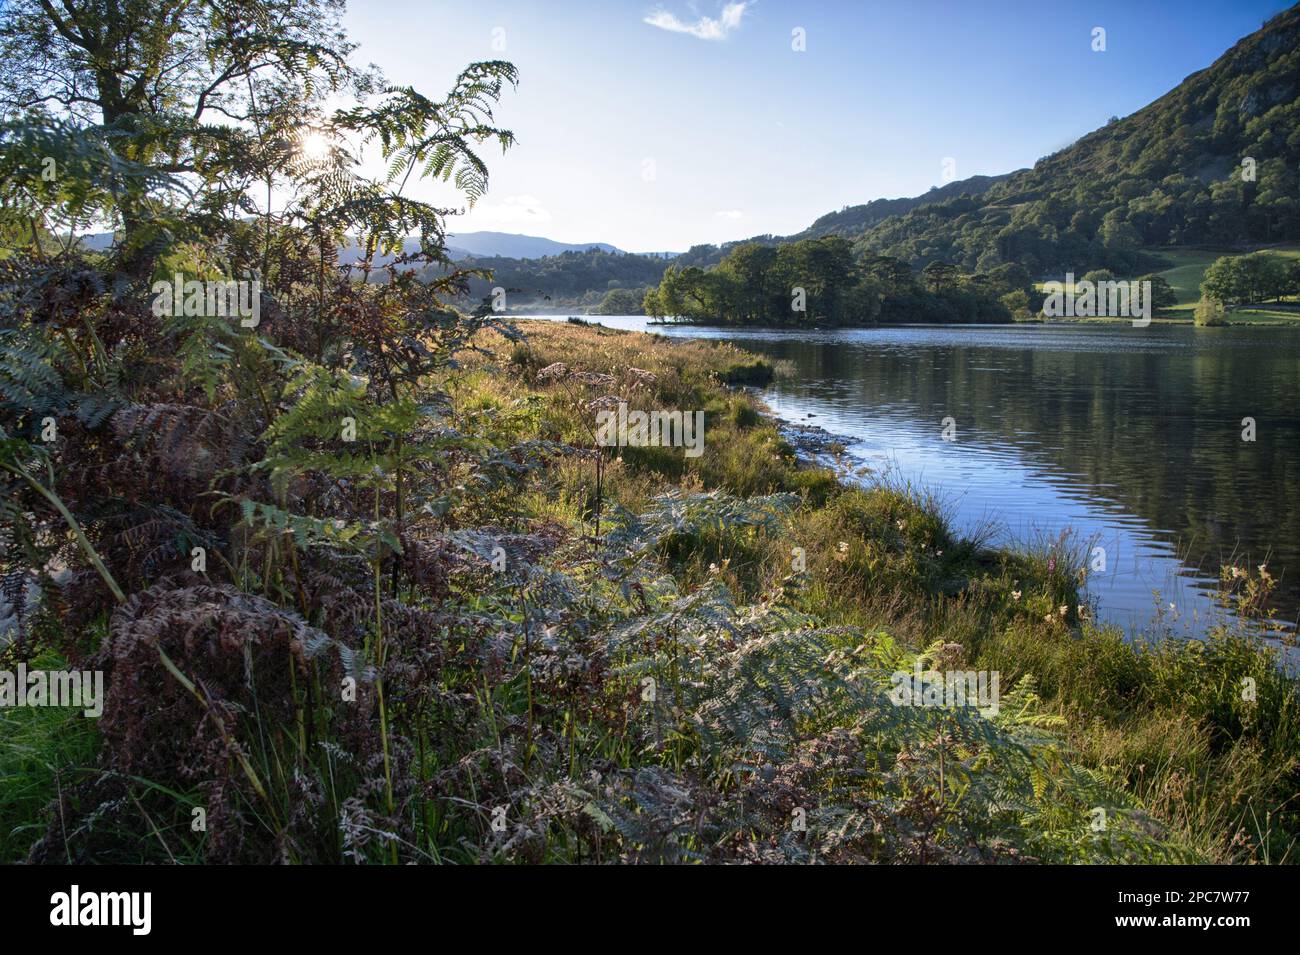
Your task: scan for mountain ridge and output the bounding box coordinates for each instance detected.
[444,231,621,259]
[74,229,625,262]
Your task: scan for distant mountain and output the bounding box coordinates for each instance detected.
[74,230,623,264]
[445,231,621,259]
[332,232,625,266]
[426,247,667,313]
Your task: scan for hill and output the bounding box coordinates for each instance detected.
[837,6,1300,275]
[74,229,624,264]
[425,247,668,312]
[444,230,621,259]
[333,232,624,266]
[796,174,1013,240]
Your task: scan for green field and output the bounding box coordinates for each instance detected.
[1033,245,1300,324]
[1151,244,1300,322]
[1150,248,1228,305]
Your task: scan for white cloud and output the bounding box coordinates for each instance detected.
[644,2,749,41]
[715,209,744,219]
[473,194,552,226]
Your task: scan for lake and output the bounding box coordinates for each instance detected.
[521,316,1300,643]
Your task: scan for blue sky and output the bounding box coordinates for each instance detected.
[342,0,1293,252]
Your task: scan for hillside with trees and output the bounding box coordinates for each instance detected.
[796,174,1013,241]
[838,7,1300,275]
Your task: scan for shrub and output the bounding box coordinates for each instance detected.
[1194,297,1227,326]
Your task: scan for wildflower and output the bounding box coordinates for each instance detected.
[708,563,720,576]
[896,519,907,531]
[537,362,568,382]
[834,541,849,563]
[1059,604,1068,618]
[1011,590,1021,601]
[626,367,657,389]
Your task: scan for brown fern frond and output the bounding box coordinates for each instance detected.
[112,402,253,480]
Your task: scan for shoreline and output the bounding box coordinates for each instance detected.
[485,320,1300,863]
[510,315,1300,330]
[517,318,1300,639]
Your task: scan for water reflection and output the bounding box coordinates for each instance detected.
[521,317,1300,640]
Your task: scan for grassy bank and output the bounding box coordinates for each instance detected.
[3,319,1297,864]
[1026,245,1300,325]
[474,321,1300,863]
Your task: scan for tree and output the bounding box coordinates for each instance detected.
[715,242,777,323]
[1100,211,1140,251]
[1000,289,1034,320]
[773,237,855,323]
[987,262,1033,296]
[656,265,685,319]
[1138,273,1178,310]
[1201,255,1245,305]
[1194,297,1227,326]
[0,0,518,284]
[861,254,917,293]
[592,287,645,315]
[844,275,883,323]
[1200,252,1290,306]
[670,266,723,320]
[920,260,959,293]
[642,286,663,320]
[1246,251,1291,301]
[0,0,359,271]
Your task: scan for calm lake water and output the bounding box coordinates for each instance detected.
[522,316,1300,642]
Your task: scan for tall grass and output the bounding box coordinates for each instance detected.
[3,319,1295,863]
